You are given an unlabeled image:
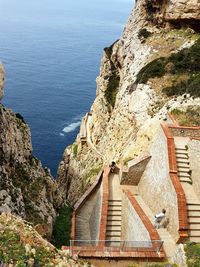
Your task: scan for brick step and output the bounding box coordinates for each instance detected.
[189,237,200,243]
[107,211,122,216]
[106,225,121,231]
[106,221,122,226]
[107,215,122,221]
[188,217,200,223]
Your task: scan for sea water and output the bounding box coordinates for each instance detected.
[0,0,134,176]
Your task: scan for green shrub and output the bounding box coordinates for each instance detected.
[72,144,78,158]
[138,28,152,40]
[136,58,166,84]
[185,242,200,267]
[104,71,120,108]
[52,205,72,249]
[136,37,200,98]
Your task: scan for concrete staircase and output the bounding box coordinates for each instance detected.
[175,145,191,184]
[106,173,122,246]
[106,199,122,246]
[175,137,200,243]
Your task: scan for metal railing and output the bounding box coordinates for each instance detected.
[69,240,164,256]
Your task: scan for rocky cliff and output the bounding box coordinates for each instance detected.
[0,65,64,238]
[0,213,91,266]
[57,0,200,203]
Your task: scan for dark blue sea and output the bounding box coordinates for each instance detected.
[0,0,134,176]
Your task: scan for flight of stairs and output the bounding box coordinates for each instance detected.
[175,138,200,243]
[187,201,200,243]
[175,146,191,183]
[106,199,122,246]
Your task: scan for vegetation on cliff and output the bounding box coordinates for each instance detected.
[0,213,88,267]
[52,205,72,249]
[171,106,200,127]
[104,42,120,109]
[136,37,200,98]
[185,242,200,267]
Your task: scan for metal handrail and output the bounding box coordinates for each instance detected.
[69,239,164,256]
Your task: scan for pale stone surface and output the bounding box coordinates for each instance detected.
[75,183,102,241]
[171,244,187,267]
[188,139,200,200]
[138,126,179,241]
[121,193,151,242]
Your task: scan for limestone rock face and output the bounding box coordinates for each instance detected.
[58,0,200,203]
[0,70,62,237]
[165,0,200,21]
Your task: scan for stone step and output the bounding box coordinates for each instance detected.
[106,221,121,226]
[176,158,190,163]
[175,147,188,151]
[178,172,191,178]
[187,200,200,206]
[105,241,121,247]
[108,199,122,203]
[188,211,200,217]
[187,204,200,211]
[175,151,188,156]
[108,206,122,212]
[106,225,121,231]
[107,215,121,221]
[189,237,200,243]
[178,169,190,174]
[189,224,200,230]
[189,230,200,236]
[177,162,190,168]
[180,178,192,183]
[106,232,121,237]
[188,217,200,224]
[107,211,122,216]
[106,236,121,241]
[176,154,189,159]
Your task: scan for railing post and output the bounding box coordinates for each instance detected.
[70,240,72,257]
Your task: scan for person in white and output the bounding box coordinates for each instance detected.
[154,209,166,229]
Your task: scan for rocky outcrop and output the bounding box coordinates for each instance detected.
[137,0,200,29]
[0,213,91,266]
[0,69,64,238]
[58,0,200,203]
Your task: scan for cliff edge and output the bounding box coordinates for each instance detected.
[0,64,65,238]
[57,0,200,203]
